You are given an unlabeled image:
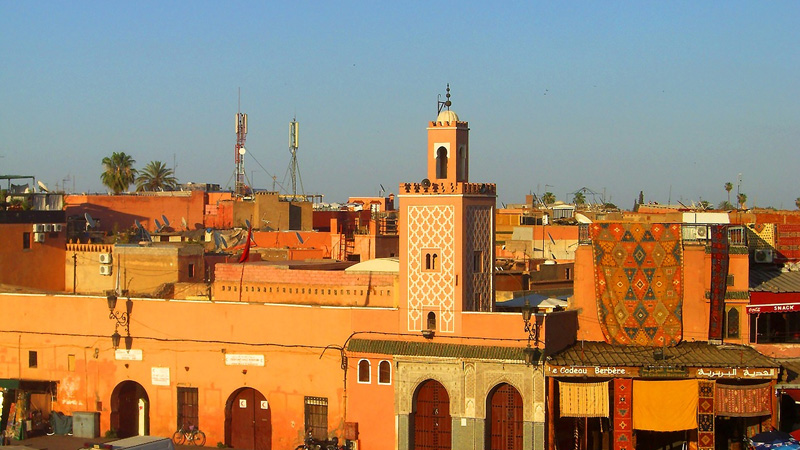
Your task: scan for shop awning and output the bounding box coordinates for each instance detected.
[746,303,800,314]
[0,379,57,391]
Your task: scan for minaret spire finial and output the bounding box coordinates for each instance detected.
[437,83,452,114]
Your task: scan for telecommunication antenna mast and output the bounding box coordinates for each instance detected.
[234,92,248,197]
[288,117,304,198]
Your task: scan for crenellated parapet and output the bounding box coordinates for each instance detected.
[66,243,114,253]
[428,120,469,128]
[399,182,496,196]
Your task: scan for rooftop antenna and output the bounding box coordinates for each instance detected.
[234,89,248,198]
[437,83,452,115]
[287,117,305,199]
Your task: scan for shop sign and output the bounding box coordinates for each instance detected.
[694,368,776,379]
[640,366,689,378]
[746,303,800,314]
[151,367,170,386]
[225,354,265,366]
[115,349,143,361]
[546,365,635,377]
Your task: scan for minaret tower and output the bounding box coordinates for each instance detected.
[399,86,496,336]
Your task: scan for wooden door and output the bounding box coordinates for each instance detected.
[413,379,451,450]
[488,383,523,450]
[229,388,271,450]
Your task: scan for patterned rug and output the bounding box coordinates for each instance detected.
[698,380,715,450]
[716,382,772,417]
[590,223,684,345]
[613,379,632,450]
[709,225,729,340]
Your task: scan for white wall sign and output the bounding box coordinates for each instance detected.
[239,399,247,408]
[225,354,265,366]
[261,401,269,410]
[151,367,170,386]
[115,349,143,361]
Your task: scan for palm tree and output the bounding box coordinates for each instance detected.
[135,161,178,192]
[573,192,586,207]
[737,192,747,210]
[795,197,800,210]
[724,182,733,206]
[542,192,556,205]
[101,152,137,194]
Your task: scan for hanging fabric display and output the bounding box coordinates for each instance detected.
[708,225,729,340]
[559,381,610,418]
[697,380,715,450]
[715,382,772,417]
[613,379,633,450]
[632,380,698,431]
[589,222,684,346]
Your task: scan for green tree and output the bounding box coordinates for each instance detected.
[724,182,733,205]
[737,192,747,209]
[796,197,800,210]
[718,200,734,210]
[573,192,586,206]
[101,152,137,194]
[542,192,556,205]
[135,161,178,192]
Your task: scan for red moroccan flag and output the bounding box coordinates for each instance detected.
[238,224,252,263]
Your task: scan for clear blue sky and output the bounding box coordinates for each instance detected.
[2,2,798,209]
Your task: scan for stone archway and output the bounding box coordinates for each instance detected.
[412,379,451,450]
[110,380,149,438]
[225,387,272,450]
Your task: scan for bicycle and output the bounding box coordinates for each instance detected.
[172,423,206,446]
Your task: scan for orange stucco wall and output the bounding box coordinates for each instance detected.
[65,192,207,233]
[0,223,66,291]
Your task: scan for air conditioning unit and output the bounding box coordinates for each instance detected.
[682,226,698,241]
[99,253,112,264]
[695,225,709,240]
[32,224,44,233]
[44,224,54,232]
[33,232,45,243]
[99,265,113,276]
[53,224,63,232]
[754,248,774,264]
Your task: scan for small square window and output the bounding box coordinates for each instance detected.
[29,351,38,368]
[23,232,31,250]
[188,263,196,278]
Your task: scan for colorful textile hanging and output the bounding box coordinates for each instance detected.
[708,225,729,340]
[559,381,610,418]
[613,379,633,450]
[590,223,684,345]
[697,380,715,450]
[715,382,772,417]
[632,380,698,431]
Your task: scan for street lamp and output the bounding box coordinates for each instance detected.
[521,299,543,365]
[107,292,133,350]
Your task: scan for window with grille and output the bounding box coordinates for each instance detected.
[177,387,199,429]
[304,396,328,440]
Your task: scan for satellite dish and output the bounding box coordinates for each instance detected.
[245,219,251,229]
[85,213,97,229]
[213,231,227,249]
[295,232,305,244]
[181,217,188,230]
[134,219,152,242]
[37,181,49,193]
[161,215,170,228]
[421,178,431,188]
[238,147,246,155]
[154,218,163,232]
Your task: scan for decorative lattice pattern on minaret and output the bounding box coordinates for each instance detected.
[466,205,493,312]
[407,205,455,332]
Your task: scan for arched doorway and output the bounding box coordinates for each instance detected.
[225,387,272,450]
[412,379,451,450]
[487,383,523,450]
[110,381,149,438]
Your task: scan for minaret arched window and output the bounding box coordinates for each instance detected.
[423,251,439,271]
[457,145,467,181]
[427,312,436,331]
[436,146,448,179]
